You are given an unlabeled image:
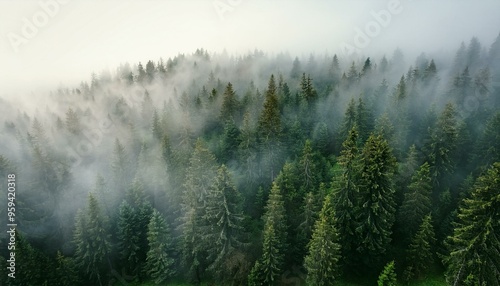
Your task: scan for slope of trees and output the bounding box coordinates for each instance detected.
[0,33,500,285]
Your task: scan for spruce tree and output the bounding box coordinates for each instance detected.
[144,209,176,285]
[204,165,244,280]
[220,82,239,121]
[398,162,432,241]
[73,192,112,286]
[378,261,397,286]
[404,214,436,281]
[304,195,342,286]
[250,182,287,285]
[445,162,500,285]
[332,126,360,263]
[181,139,218,282]
[356,134,397,270]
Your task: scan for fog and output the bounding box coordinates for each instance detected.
[1,1,500,285]
[2,0,500,98]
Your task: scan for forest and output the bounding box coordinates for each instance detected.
[0,32,499,286]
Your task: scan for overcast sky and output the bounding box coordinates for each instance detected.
[1,0,500,98]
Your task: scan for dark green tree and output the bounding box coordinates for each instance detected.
[304,195,342,286]
[404,214,436,281]
[356,134,397,270]
[249,182,287,285]
[445,162,500,285]
[204,165,245,281]
[332,126,360,261]
[73,192,112,286]
[220,82,239,121]
[398,162,432,240]
[144,209,176,285]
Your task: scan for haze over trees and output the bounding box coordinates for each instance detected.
[0,32,500,285]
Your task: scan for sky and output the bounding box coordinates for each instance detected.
[1,0,500,98]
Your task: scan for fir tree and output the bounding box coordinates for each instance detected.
[378,261,397,286]
[204,165,245,280]
[144,209,176,284]
[304,195,342,286]
[404,214,436,281]
[220,82,239,121]
[250,182,287,285]
[73,192,112,286]
[398,162,432,240]
[332,126,360,262]
[445,162,500,285]
[356,134,397,270]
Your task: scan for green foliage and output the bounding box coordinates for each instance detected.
[398,162,432,241]
[332,126,361,263]
[356,134,397,269]
[304,195,342,286]
[204,165,245,281]
[144,210,175,284]
[73,192,112,286]
[251,182,287,285]
[445,162,500,285]
[378,261,397,286]
[404,214,436,281]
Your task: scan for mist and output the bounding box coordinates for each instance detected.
[1,1,500,285]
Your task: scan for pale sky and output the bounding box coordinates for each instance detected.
[1,0,500,98]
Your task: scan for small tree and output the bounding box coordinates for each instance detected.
[378,261,397,286]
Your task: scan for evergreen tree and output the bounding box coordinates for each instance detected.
[332,126,360,262]
[204,165,245,280]
[55,251,81,286]
[404,214,436,281]
[356,134,397,270]
[111,138,133,193]
[73,192,112,286]
[250,182,287,285]
[304,195,342,286]
[398,162,432,240]
[426,103,458,191]
[181,139,218,282]
[445,162,500,285]
[378,261,397,286]
[220,82,239,121]
[144,209,176,285]
[258,74,282,180]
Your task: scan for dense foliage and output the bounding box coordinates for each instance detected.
[0,33,500,285]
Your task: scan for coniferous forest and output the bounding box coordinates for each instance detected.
[1,33,500,286]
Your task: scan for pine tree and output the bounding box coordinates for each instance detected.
[250,182,287,285]
[220,119,241,162]
[445,162,500,285]
[398,162,432,240]
[220,82,239,121]
[204,165,244,280]
[404,214,436,281]
[258,74,281,141]
[332,126,360,261]
[304,195,342,286]
[144,209,176,285]
[73,192,111,286]
[258,74,282,180]
[55,251,81,286]
[356,98,374,143]
[356,134,397,270]
[426,103,458,190]
[378,261,397,286]
[181,139,218,282]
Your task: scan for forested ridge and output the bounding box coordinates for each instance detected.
[0,33,499,285]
